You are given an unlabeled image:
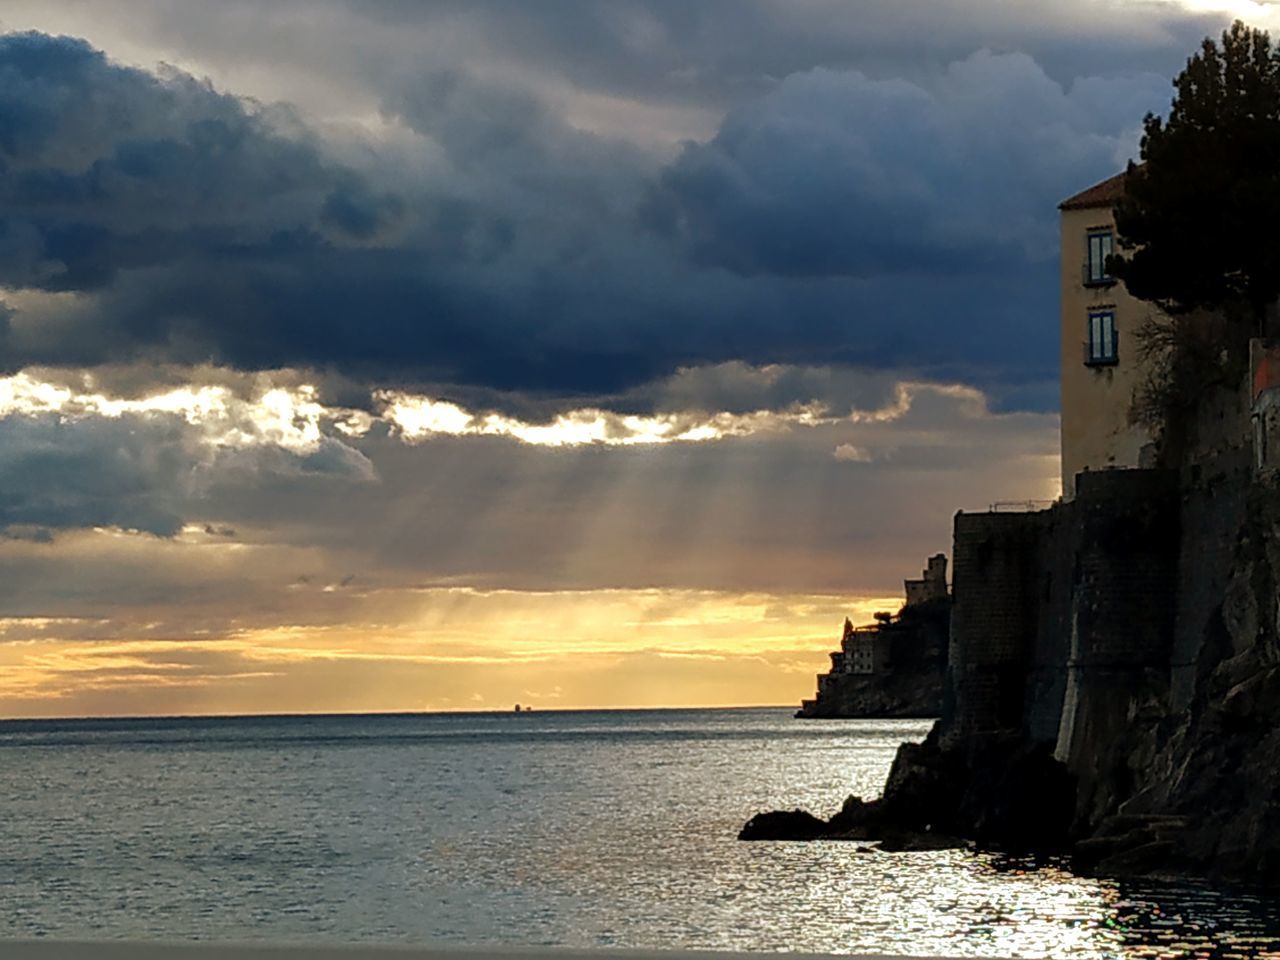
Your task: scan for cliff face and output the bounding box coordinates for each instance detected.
[1110,479,1280,880]
[904,375,1280,883]
[1051,379,1280,881]
[752,376,1280,883]
[796,665,945,719]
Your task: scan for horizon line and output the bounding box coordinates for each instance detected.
[0,703,830,724]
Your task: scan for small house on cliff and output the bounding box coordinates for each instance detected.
[1058,172,1161,499]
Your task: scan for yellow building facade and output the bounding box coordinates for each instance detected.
[1058,172,1158,499]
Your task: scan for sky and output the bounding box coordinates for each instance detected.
[0,0,1270,717]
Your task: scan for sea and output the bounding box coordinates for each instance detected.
[1,707,1277,958]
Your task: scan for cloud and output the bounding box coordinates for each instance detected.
[378,390,833,447]
[0,366,995,557]
[644,52,1166,278]
[0,413,193,536]
[0,364,1057,714]
[0,377,376,537]
[0,365,1014,461]
[318,175,406,244]
[833,443,874,463]
[0,23,1179,403]
[0,372,1059,611]
[0,32,371,290]
[0,1,1257,715]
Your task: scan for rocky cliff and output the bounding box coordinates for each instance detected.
[1086,478,1280,882]
[747,371,1280,886]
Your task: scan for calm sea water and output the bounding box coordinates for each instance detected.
[0,707,1277,957]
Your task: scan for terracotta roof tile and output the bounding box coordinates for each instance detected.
[1059,171,1127,211]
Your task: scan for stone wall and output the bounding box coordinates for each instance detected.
[1171,450,1252,708]
[945,469,1180,827]
[1024,503,1078,744]
[1054,469,1180,826]
[946,511,1046,743]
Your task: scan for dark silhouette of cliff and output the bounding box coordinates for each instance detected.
[746,346,1280,886]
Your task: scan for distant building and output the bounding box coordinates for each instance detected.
[833,618,889,676]
[798,554,950,718]
[1058,172,1159,499]
[904,553,947,607]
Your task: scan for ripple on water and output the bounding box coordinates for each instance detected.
[0,709,1277,956]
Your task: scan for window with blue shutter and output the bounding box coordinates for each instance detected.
[1086,310,1118,365]
[1084,230,1115,286]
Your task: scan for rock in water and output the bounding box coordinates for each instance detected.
[738,809,830,840]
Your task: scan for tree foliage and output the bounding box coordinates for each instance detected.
[1111,20,1280,327]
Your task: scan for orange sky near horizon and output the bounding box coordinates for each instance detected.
[0,589,903,718]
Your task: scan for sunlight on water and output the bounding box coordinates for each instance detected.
[0,709,1277,956]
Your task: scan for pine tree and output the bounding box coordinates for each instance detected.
[1112,20,1280,329]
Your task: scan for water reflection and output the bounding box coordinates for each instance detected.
[0,709,1276,956]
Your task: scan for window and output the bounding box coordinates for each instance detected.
[1086,310,1118,365]
[1085,230,1114,285]
[851,637,874,674]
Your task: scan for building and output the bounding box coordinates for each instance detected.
[1058,172,1159,499]
[797,554,950,718]
[904,553,947,607]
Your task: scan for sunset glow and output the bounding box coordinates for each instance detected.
[0,589,903,716]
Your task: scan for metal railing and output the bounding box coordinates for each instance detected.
[989,499,1057,512]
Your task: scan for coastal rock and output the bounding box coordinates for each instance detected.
[742,727,1075,857]
[737,809,830,841]
[961,740,1075,852]
[874,829,967,852]
[877,734,964,831]
[756,415,1280,883]
[826,794,880,835]
[1089,840,1183,878]
[738,798,967,851]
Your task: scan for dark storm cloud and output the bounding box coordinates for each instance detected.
[0,32,383,291]
[0,32,677,391]
[0,9,1199,402]
[645,53,1167,278]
